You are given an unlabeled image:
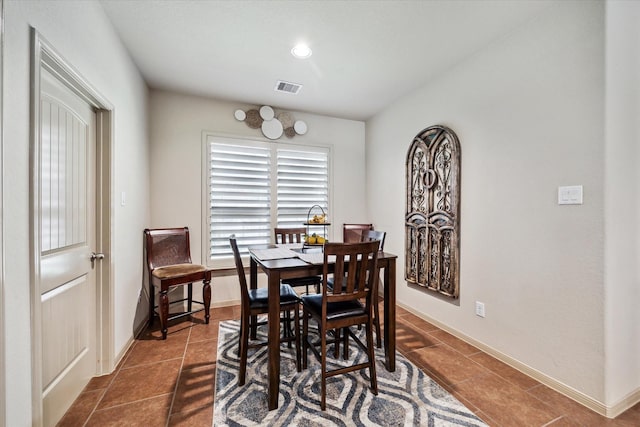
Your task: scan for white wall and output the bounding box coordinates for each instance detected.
[148,90,366,304]
[367,0,610,406]
[604,0,640,412]
[3,1,149,425]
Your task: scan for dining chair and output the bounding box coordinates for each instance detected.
[274,227,321,294]
[144,227,211,340]
[301,240,380,410]
[342,223,373,243]
[328,229,386,348]
[229,235,301,386]
[362,229,386,348]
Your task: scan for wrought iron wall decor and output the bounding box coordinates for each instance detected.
[405,125,461,298]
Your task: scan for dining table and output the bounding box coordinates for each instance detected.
[248,245,398,411]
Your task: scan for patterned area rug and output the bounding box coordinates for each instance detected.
[214,319,488,426]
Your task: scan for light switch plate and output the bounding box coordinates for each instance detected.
[558,185,583,205]
[475,301,485,318]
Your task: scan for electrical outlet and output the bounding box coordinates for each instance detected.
[475,301,486,318]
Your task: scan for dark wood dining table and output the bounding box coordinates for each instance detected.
[248,246,398,411]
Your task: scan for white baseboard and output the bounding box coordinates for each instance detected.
[607,387,640,418]
[212,298,240,308]
[112,334,136,374]
[397,302,640,418]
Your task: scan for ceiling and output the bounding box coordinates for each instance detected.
[99,0,552,121]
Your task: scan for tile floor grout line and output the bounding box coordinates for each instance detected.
[541,415,564,426]
[164,318,194,426]
[80,389,106,427]
[81,335,137,427]
[90,392,175,413]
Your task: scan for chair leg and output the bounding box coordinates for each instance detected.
[342,326,349,360]
[250,314,258,340]
[294,306,301,372]
[374,276,382,348]
[148,284,155,328]
[238,313,249,386]
[333,328,340,358]
[373,300,381,348]
[285,310,292,348]
[366,319,378,395]
[159,290,169,340]
[320,323,327,411]
[203,279,211,324]
[302,307,308,370]
[187,283,193,313]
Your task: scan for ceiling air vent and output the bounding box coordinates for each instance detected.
[274,80,302,94]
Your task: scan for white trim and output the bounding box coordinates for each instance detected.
[201,131,210,267]
[114,336,136,371]
[397,301,619,417]
[29,28,114,426]
[95,108,114,376]
[211,298,241,308]
[607,387,640,418]
[0,1,5,425]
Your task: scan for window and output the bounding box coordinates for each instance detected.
[276,148,329,227]
[205,135,330,267]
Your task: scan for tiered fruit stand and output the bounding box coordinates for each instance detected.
[303,204,330,249]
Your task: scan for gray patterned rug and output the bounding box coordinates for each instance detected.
[214,319,488,426]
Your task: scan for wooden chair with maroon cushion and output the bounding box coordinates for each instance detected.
[144,227,211,339]
[343,223,373,243]
[274,227,321,294]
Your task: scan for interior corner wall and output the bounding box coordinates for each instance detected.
[604,0,640,411]
[148,90,366,304]
[366,0,607,404]
[2,1,149,425]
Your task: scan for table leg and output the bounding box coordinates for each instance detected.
[250,257,258,340]
[383,259,396,371]
[268,271,281,410]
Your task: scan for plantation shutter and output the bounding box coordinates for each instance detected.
[276,148,329,227]
[209,140,271,260]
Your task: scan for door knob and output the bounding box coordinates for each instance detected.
[90,252,105,261]
[90,252,105,268]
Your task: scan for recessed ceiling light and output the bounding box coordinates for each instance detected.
[291,43,312,59]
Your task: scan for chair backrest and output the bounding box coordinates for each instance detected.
[274,227,306,244]
[322,241,380,307]
[361,229,386,252]
[229,235,249,305]
[144,227,192,271]
[343,223,374,243]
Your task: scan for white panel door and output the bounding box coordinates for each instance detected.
[39,68,97,427]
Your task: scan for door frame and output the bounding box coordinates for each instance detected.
[0,1,5,425]
[29,28,113,426]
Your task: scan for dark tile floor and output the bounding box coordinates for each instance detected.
[58,303,640,426]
